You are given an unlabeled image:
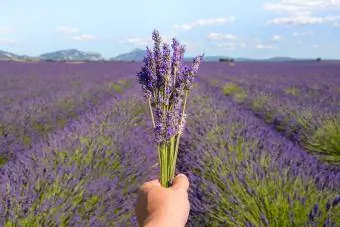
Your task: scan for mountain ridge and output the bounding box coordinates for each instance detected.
[0,48,330,62]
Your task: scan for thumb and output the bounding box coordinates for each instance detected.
[171,174,189,192]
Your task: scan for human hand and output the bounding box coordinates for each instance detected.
[135,174,190,227]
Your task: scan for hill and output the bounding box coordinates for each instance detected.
[39,49,104,61]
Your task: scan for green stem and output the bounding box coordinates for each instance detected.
[168,136,176,185]
[148,98,155,128]
[161,142,171,187]
[171,91,189,183]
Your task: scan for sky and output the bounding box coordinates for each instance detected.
[0,0,340,59]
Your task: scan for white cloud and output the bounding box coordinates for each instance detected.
[56,26,79,34]
[271,35,285,41]
[173,17,235,31]
[72,34,96,41]
[264,0,340,26]
[264,0,340,15]
[120,37,152,46]
[256,44,276,49]
[0,38,17,45]
[119,34,180,46]
[293,31,313,36]
[207,33,237,41]
[312,44,319,48]
[267,15,324,25]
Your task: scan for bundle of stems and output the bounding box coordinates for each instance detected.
[137,30,203,187]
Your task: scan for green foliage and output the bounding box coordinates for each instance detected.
[251,94,271,112]
[221,83,242,96]
[305,115,340,161]
[284,86,300,96]
[32,120,53,135]
[210,79,220,87]
[0,155,9,167]
[221,83,247,103]
[106,79,131,94]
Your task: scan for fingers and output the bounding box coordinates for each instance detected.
[140,179,161,191]
[171,174,189,192]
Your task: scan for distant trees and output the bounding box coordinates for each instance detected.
[219,58,234,63]
[316,57,322,62]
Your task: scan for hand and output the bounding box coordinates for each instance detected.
[135,174,190,227]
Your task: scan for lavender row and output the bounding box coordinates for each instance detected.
[196,63,340,164]
[0,78,132,166]
[176,82,340,226]
[215,80,340,164]
[0,61,142,108]
[0,90,158,225]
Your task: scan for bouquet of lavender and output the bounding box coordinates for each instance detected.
[137,30,203,187]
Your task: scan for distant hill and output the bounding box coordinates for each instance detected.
[40,49,104,61]
[111,50,234,62]
[111,48,147,61]
[110,50,309,62]
[0,48,332,62]
[0,50,23,60]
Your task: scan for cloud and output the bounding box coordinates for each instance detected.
[293,31,313,36]
[173,17,235,31]
[0,38,17,45]
[312,44,319,48]
[119,34,176,46]
[72,34,96,41]
[264,0,340,26]
[267,15,324,25]
[207,33,237,41]
[268,15,340,26]
[264,0,340,15]
[271,35,285,42]
[120,37,152,46]
[256,44,276,49]
[56,26,79,34]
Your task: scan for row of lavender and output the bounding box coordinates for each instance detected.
[197,62,340,164]
[0,90,158,225]
[0,62,136,166]
[178,81,340,225]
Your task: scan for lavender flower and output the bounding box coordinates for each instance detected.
[137,29,203,187]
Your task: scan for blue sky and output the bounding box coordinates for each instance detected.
[0,0,340,58]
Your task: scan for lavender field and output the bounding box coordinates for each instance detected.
[0,61,339,226]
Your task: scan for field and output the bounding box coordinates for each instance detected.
[0,61,339,226]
